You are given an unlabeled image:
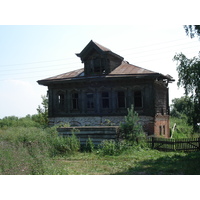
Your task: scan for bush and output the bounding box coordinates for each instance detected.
[98,140,131,156]
[120,105,144,143]
[85,137,95,152]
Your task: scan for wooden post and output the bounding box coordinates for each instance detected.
[152,137,155,149]
[198,137,200,151]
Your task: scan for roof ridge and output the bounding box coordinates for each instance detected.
[92,40,111,52]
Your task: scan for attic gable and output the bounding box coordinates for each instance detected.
[76,40,123,62]
[76,40,124,76]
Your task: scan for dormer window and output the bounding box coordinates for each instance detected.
[85,57,106,75]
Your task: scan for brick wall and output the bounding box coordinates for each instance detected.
[154,115,170,138]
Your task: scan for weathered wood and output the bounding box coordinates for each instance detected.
[147,137,200,152]
[57,126,119,145]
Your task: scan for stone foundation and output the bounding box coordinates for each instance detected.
[49,115,156,135]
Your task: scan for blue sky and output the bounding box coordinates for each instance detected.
[0,25,199,118]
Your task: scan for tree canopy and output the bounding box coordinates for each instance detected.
[173,25,200,132]
[184,25,200,39]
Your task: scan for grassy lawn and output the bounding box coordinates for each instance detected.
[1,126,200,175]
[50,149,200,175]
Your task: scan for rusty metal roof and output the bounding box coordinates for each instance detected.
[38,41,174,85]
[110,61,156,75]
[38,61,173,85]
[93,41,111,52]
[42,68,84,81]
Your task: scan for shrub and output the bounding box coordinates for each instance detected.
[85,137,95,152]
[119,105,144,143]
[98,140,131,156]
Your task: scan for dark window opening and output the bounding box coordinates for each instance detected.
[102,92,109,108]
[58,94,64,110]
[86,93,94,109]
[134,91,142,108]
[163,125,165,135]
[94,58,101,73]
[72,93,79,110]
[86,58,106,74]
[117,91,125,108]
[159,126,162,135]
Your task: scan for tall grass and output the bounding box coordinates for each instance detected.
[170,116,195,138]
[0,126,80,175]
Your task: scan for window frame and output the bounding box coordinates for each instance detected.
[101,91,110,109]
[117,91,126,108]
[71,92,79,110]
[57,92,65,111]
[86,92,95,110]
[134,90,143,109]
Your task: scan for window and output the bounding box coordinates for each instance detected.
[86,93,94,109]
[58,93,64,110]
[72,92,79,110]
[117,91,125,108]
[163,125,165,135]
[94,58,101,73]
[86,58,106,74]
[102,92,109,108]
[159,126,162,135]
[134,91,142,108]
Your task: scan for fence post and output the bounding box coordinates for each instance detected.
[198,137,200,151]
[152,137,155,149]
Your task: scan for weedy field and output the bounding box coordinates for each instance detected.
[1,126,200,175]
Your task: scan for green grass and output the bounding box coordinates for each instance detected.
[1,126,200,175]
[170,116,200,138]
[49,150,200,175]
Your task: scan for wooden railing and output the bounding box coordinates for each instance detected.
[147,137,200,152]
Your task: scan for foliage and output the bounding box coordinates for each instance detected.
[170,96,197,130]
[184,25,200,39]
[35,95,49,127]
[1,123,200,174]
[98,140,128,156]
[170,116,194,138]
[0,115,40,128]
[85,137,95,152]
[173,26,200,132]
[0,126,82,174]
[119,105,144,143]
[170,96,193,118]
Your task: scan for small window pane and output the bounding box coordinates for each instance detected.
[58,94,64,109]
[118,91,125,108]
[72,93,79,109]
[86,93,94,109]
[134,91,142,108]
[102,92,109,108]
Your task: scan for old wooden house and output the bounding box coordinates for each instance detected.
[38,40,174,138]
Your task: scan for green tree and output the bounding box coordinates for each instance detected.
[35,95,49,127]
[184,25,200,39]
[173,25,200,131]
[120,105,144,143]
[170,96,194,124]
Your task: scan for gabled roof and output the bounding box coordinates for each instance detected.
[38,61,174,85]
[37,41,175,86]
[76,40,123,61]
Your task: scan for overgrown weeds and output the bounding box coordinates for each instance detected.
[0,126,80,174]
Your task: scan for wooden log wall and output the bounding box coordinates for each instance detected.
[57,126,119,145]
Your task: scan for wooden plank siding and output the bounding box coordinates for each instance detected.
[57,126,119,145]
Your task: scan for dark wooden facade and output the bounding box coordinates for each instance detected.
[38,40,174,137]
